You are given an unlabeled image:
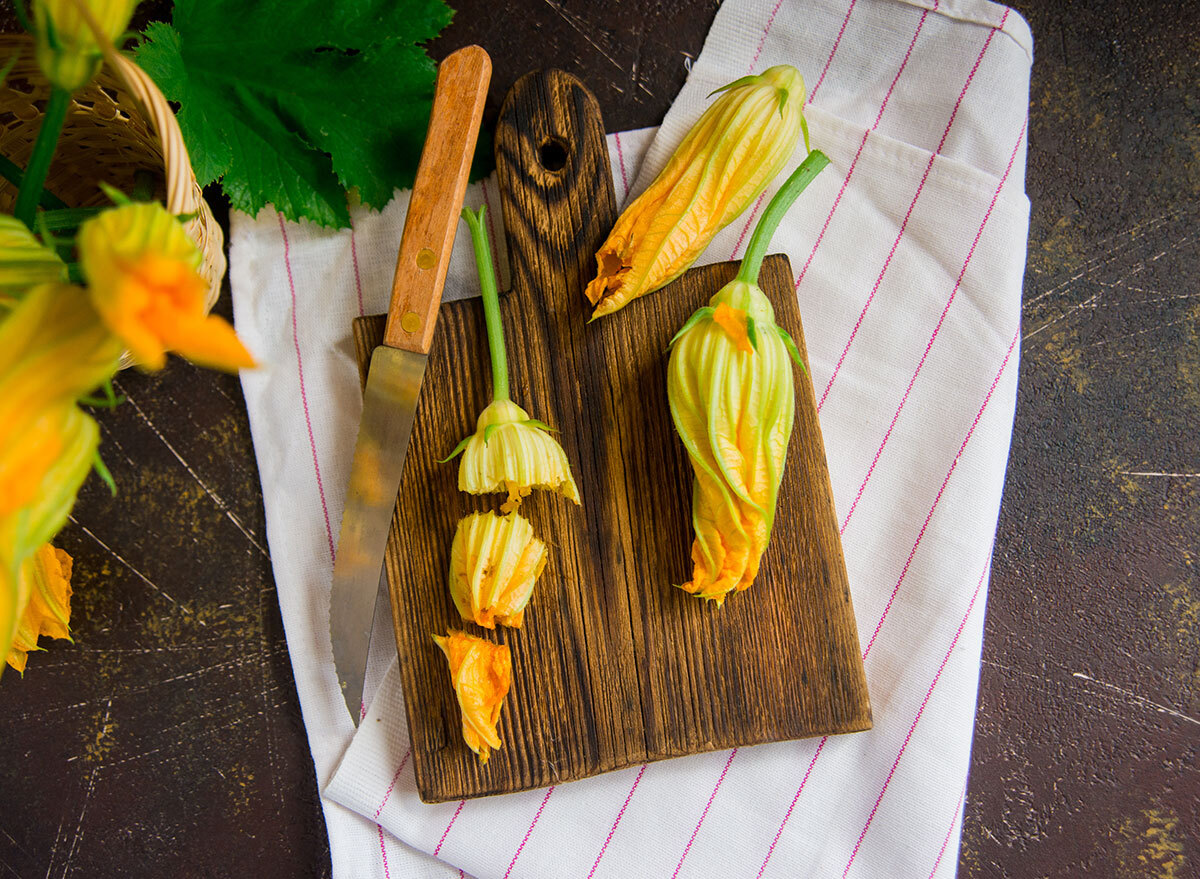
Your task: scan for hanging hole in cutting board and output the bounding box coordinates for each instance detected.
[538,136,569,171]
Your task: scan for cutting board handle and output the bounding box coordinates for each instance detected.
[494,69,618,317]
[385,45,492,353]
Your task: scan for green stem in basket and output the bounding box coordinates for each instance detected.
[0,153,69,209]
[14,86,71,229]
[735,149,830,286]
[461,205,509,403]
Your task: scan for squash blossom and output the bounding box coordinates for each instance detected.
[433,630,512,764]
[449,510,547,629]
[33,0,138,91]
[0,216,67,308]
[443,207,580,511]
[667,151,829,606]
[6,543,73,674]
[0,406,97,674]
[77,202,256,372]
[0,282,117,517]
[586,65,808,319]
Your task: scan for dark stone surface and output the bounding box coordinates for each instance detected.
[0,1,1195,877]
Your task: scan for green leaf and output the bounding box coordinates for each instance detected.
[776,326,809,377]
[521,419,556,432]
[437,434,471,463]
[134,0,454,227]
[482,423,500,445]
[706,74,758,99]
[668,306,715,350]
[746,315,759,351]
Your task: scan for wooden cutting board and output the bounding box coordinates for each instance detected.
[352,69,871,803]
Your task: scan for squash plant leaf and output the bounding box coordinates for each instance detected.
[135,0,454,228]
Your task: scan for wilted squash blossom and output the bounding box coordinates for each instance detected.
[0,216,67,307]
[34,0,138,91]
[433,631,512,764]
[78,202,255,372]
[586,65,808,318]
[667,151,829,605]
[449,511,547,629]
[6,543,73,674]
[446,207,580,512]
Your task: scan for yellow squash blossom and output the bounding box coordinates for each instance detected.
[0,282,117,516]
[667,152,828,605]
[0,216,67,308]
[451,400,580,513]
[78,202,255,372]
[6,543,73,674]
[448,511,547,629]
[445,207,580,511]
[586,65,808,319]
[0,405,97,672]
[433,631,512,765]
[34,0,138,91]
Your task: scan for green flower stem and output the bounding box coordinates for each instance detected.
[736,149,830,286]
[461,205,509,402]
[14,86,71,229]
[0,154,69,210]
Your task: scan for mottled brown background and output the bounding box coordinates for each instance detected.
[0,0,1196,876]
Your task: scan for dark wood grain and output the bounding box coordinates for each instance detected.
[353,69,870,803]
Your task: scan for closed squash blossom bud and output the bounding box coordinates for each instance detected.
[587,65,808,319]
[449,511,547,629]
[668,282,794,604]
[34,0,138,91]
[432,631,512,764]
[667,151,830,606]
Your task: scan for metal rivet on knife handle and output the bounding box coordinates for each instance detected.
[385,45,492,354]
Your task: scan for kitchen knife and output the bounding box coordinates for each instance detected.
[330,45,491,723]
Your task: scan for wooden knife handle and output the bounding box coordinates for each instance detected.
[384,45,492,353]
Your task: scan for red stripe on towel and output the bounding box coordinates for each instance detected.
[279,212,336,565]
[670,749,739,879]
[434,799,466,857]
[928,784,968,878]
[815,10,1009,409]
[839,118,1027,532]
[754,326,1018,875]
[840,560,992,877]
[586,764,647,879]
[860,326,1018,661]
[502,787,556,879]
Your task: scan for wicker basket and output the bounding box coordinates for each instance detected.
[0,35,225,368]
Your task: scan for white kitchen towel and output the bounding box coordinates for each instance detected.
[231,0,1033,876]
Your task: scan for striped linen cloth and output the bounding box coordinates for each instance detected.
[230,0,1033,876]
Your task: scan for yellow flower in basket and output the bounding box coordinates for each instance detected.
[33,0,138,91]
[77,202,255,372]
